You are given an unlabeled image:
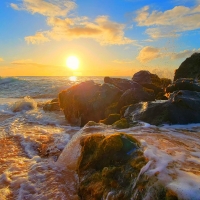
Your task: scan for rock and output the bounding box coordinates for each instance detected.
[43,98,60,111]
[118,87,155,108]
[132,70,163,94]
[174,52,200,81]
[104,76,142,92]
[156,92,168,100]
[99,114,121,125]
[59,81,122,126]
[124,90,200,125]
[160,78,172,88]
[166,78,200,93]
[77,133,147,200]
[112,118,130,129]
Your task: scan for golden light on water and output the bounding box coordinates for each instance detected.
[69,76,77,81]
[66,56,79,70]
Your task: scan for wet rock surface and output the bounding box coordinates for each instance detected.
[77,133,147,200]
[124,90,200,125]
[166,78,200,93]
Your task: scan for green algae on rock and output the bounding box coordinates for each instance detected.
[77,133,146,200]
[99,114,121,125]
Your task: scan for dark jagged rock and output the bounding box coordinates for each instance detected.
[132,71,162,95]
[43,98,60,111]
[99,114,121,125]
[118,87,155,108]
[174,52,200,81]
[77,133,147,200]
[124,90,200,125]
[166,78,200,93]
[104,76,143,92]
[59,81,122,126]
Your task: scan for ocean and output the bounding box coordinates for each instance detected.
[0,76,200,200]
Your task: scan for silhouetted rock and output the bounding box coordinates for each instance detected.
[118,87,155,108]
[174,53,200,81]
[132,70,163,94]
[59,81,122,126]
[166,78,200,93]
[124,90,200,125]
[77,133,147,200]
[104,76,142,92]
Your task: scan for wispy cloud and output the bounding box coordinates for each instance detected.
[0,58,4,62]
[11,59,33,64]
[11,0,76,17]
[137,46,200,63]
[112,59,135,64]
[135,5,200,38]
[25,32,50,44]
[170,49,200,59]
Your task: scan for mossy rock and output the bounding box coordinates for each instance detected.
[112,118,129,129]
[77,133,147,200]
[99,114,121,125]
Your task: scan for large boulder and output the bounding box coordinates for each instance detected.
[118,87,155,108]
[104,76,142,92]
[132,70,163,94]
[166,78,200,93]
[59,81,122,126]
[174,52,200,81]
[77,133,147,200]
[124,90,200,125]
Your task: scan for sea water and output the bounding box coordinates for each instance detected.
[0,76,200,200]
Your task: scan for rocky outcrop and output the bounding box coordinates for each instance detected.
[124,90,200,125]
[166,78,200,93]
[77,133,147,200]
[59,81,122,126]
[174,52,200,81]
[104,76,142,92]
[118,87,155,108]
[132,70,163,95]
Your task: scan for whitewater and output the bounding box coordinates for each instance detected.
[0,76,200,200]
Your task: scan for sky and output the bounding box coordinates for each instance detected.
[0,0,200,78]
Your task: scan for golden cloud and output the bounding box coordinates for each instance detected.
[135,5,200,38]
[26,16,135,45]
[137,46,162,63]
[0,58,4,62]
[11,0,76,17]
[25,32,50,44]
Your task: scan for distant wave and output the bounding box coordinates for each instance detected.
[0,77,21,85]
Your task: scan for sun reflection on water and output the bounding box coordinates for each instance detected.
[69,76,77,82]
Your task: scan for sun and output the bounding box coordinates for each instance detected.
[66,56,79,70]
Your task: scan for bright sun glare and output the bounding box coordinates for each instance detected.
[66,56,79,70]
